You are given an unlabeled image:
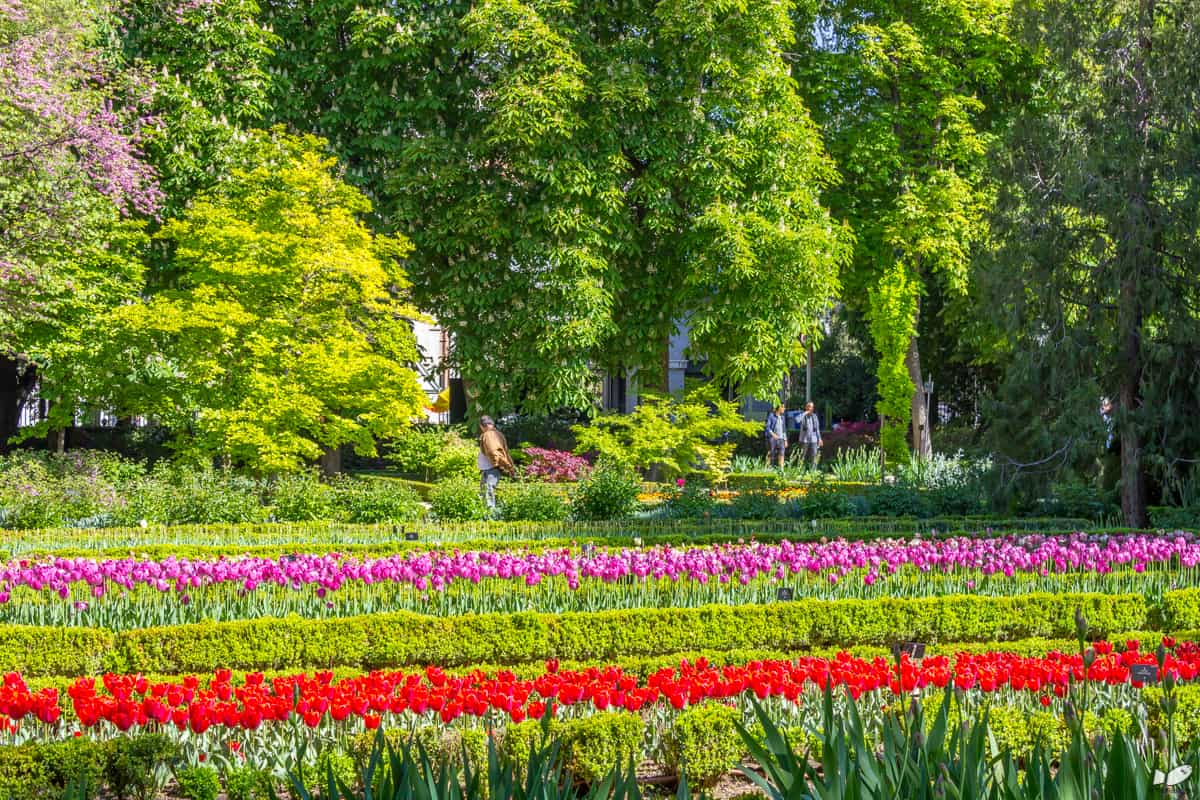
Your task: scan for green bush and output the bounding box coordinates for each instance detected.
[430,476,489,521]
[1149,505,1200,530]
[103,734,178,800]
[386,428,447,480]
[725,472,787,492]
[175,765,221,800]
[664,702,743,788]
[499,482,570,522]
[115,465,267,526]
[1043,481,1115,521]
[296,749,356,796]
[332,477,424,523]
[430,432,480,481]
[36,590,1147,677]
[862,484,930,517]
[665,481,717,518]
[267,471,336,522]
[730,490,782,520]
[223,767,274,800]
[571,459,641,521]
[559,712,644,784]
[793,482,853,519]
[0,451,141,529]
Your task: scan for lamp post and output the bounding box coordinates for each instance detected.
[921,376,934,457]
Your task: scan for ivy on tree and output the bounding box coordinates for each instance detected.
[260,0,850,414]
[791,0,1030,463]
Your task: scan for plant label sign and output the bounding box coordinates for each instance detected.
[894,642,927,659]
[404,532,419,541]
[776,587,794,602]
[1130,664,1159,683]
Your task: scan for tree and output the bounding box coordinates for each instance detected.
[573,385,760,481]
[80,130,428,473]
[0,0,157,447]
[791,0,1030,463]
[983,0,1200,526]
[259,0,850,414]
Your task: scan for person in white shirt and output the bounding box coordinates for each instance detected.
[798,402,823,469]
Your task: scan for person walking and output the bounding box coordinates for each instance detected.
[478,415,516,510]
[764,404,787,468]
[799,402,823,469]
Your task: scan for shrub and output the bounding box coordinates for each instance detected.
[1043,481,1115,521]
[223,768,274,800]
[793,482,853,518]
[296,749,356,796]
[664,702,742,788]
[386,427,447,480]
[863,484,930,517]
[523,447,590,483]
[115,465,267,526]
[925,484,985,516]
[0,450,134,529]
[572,386,759,481]
[665,480,717,518]
[430,475,489,521]
[332,477,424,523]
[175,765,221,800]
[1150,505,1200,530]
[103,734,178,800]
[499,482,570,521]
[571,459,641,521]
[730,490,782,520]
[267,471,336,521]
[559,712,644,784]
[430,432,480,481]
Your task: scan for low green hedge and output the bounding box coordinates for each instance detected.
[0,591,1154,677]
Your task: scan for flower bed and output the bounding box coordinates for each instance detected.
[0,534,1194,627]
[0,639,1195,740]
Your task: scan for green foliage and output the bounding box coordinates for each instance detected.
[175,765,221,800]
[574,387,759,481]
[862,485,932,518]
[267,471,337,522]
[386,428,447,481]
[793,482,854,519]
[262,0,849,413]
[664,702,743,788]
[90,128,427,473]
[430,476,490,522]
[984,0,1200,527]
[331,477,424,524]
[730,491,783,521]
[103,734,178,800]
[570,460,641,521]
[224,767,274,800]
[430,433,482,482]
[558,712,644,784]
[665,481,718,519]
[0,590,1149,676]
[499,482,570,522]
[114,465,268,526]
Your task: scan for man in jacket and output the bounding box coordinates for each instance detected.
[478,415,517,510]
[799,402,823,469]
[764,404,787,468]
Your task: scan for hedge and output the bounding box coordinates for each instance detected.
[0,591,1154,677]
[0,516,1104,558]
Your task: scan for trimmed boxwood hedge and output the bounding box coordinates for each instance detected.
[0,591,1156,677]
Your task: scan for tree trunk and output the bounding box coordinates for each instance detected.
[0,357,36,453]
[1114,0,1153,529]
[319,445,342,477]
[905,334,932,460]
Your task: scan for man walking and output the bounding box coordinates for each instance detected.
[478,415,516,510]
[764,404,787,468]
[799,402,823,469]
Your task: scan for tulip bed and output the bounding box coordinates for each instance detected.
[1,520,1198,798]
[0,533,1196,628]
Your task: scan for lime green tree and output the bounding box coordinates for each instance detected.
[573,386,759,481]
[791,0,1029,463]
[260,0,850,413]
[83,129,427,472]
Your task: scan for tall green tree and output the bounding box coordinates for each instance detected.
[260,0,850,414]
[791,0,1029,462]
[984,0,1200,526]
[0,0,155,446]
[79,130,428,473]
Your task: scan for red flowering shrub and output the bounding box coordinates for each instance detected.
[523,448,591,483]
